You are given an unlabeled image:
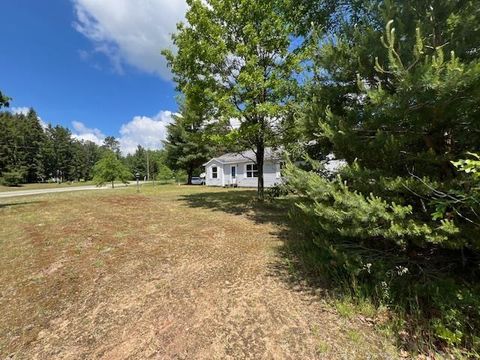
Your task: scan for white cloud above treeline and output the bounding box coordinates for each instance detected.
[11,107,48,129]
[118,110,175,155]
[12,106,175,155]
[71,110,175,154]
[72,0,187,79]
[71,120,105,145]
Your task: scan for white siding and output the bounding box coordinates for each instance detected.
[205,160,282,188]
[205,161,223,186]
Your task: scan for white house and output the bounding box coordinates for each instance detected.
[203,148,283,187]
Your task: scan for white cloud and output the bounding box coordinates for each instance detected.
[10,106,31,116]
[72,0,187,79]
[71,120,105,145]
[118,110,175,154]
[10,106,175,153]
[11,107,48,129]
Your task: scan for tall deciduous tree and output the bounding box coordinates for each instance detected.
[163,0,300,199]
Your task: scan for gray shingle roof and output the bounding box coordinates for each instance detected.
[204,147,282,165]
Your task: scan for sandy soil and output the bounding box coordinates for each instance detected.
[0,186,398,359]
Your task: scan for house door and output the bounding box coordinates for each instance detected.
[231,165,236,185]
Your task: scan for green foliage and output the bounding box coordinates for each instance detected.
[164,102,213,184]
[0,109,46,182]
[0,90,11,108]
[102,136,121,157]
[265,184,289,200]
[164,0,301,198]
[0,167,26,186]
[92,151,131,187]
[174,169,188,184]
[286,0,480,352]
[452,153,480,180]
[157,163,174,182]
[0,108,109,184]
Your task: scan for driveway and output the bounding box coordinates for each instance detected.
[0,182,141,198]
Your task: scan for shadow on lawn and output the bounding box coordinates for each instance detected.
[180,190,328,290]
[180,190,480,355]
[180,189,294,226]
[0,201,42,209]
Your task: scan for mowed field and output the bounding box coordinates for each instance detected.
[0,185,398,359]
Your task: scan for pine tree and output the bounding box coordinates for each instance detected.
[285,0,480,348]
[291,0,480,249]
[23,109,45,182]
[164,103,212,185]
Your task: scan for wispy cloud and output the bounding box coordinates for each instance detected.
[71,120,105,145]
[72,0,187,79]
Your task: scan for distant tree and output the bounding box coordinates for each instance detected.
[148,149,167,181]
[0,90,10,108]
[0,111,18,177]
[157,163,174,182]
[164,103,212,185]
[125,145,147,178]
[0,106,119,184]
[102,136,121,157]
[0,168,26,186]
[71,140,102,181]
[0,108,45,182]
[93,151,131,188]
[43,125,74,182]
[22,109,45,182]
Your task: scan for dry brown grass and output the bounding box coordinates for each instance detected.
[0,185,398,359]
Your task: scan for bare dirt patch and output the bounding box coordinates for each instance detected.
[0,186,398,359]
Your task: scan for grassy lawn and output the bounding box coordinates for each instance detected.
[0,185,398,359]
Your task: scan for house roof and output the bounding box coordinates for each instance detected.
[203,147,282,166]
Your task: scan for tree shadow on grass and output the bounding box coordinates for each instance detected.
[179,189,293,227]
[0,201,42,209]
[179,190,330,292]
[181,189,480,355]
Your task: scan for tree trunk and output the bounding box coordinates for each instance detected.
[187,166,193,185]
[112,180,114,188]
[256,144,265,201]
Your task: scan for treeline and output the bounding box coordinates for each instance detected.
[164,0,480,354]
[0,109,177,185]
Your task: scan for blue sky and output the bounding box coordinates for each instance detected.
[0,0,187,153]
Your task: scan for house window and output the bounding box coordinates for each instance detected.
[246,163,258,178]
[211,166,218,179]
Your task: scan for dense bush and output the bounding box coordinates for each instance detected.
[286,0,480,353]
[0,168,26,186]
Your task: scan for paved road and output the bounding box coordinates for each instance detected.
[0,182,143,199]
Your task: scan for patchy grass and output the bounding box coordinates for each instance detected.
[0,185,398,359]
